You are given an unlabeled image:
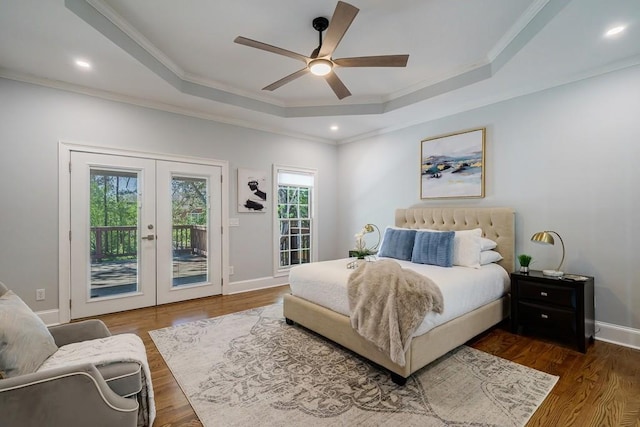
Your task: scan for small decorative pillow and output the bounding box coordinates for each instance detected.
[0,290,58,377]
[411,230,455,267]
[453,228,483,268]
[480,250,503,265]
[480,237,497,251]
[377,227,417,261]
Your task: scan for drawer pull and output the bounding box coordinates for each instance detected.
[541,313,549,319]
[540,291,548,297]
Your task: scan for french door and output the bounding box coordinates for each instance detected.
[69,152,222,318]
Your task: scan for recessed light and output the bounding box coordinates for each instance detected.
[605,25,626,37]
[75,59,92,69]
[330,125,339,131]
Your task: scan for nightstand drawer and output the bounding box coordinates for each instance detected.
[519,280,575,307]
[518,301,575,331]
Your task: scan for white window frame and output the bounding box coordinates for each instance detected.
[272,165,318,277]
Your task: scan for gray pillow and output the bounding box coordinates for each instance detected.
[0,290,58,378]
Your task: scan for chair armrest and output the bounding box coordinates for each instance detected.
[0,363,138,427]
[48,319,112,346]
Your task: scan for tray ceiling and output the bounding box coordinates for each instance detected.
[1,0,638,143]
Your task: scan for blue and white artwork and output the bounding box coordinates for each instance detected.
[420,128,485,199]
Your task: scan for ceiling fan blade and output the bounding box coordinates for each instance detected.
[234,36,309,63]
[324,71,351,100]
[318,1,359,58]
[334,55,409,67]
[263,68,310,91]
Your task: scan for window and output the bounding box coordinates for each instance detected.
[274,166,317,275]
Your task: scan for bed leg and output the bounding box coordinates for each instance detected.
[285,318,294,325]
[390,372,407,386]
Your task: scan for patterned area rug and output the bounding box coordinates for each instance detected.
[149,304,557,426]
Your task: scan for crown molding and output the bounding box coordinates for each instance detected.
[0,69,335,145]
[339,56,640,144]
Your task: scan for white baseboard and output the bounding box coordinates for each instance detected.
[37,277,289,325]
[37,309,61,327]
[225,276,289,295]
[595,321,640,350]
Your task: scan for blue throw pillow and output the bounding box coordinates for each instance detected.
[378,228,417,261]
[411,230,455,267]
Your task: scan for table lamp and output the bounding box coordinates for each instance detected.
[530,230,565,277]
[362,223,381,251]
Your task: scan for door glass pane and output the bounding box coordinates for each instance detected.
[89,169,140,298]
[171,176,208,287]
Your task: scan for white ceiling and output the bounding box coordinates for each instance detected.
[1,0,638,144]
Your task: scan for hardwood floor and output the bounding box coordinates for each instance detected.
[94,286,640,427]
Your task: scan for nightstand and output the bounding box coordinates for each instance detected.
[510,270,595,353]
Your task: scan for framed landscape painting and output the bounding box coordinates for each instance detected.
[420,128,485,199]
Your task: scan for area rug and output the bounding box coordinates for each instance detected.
[149,304,557,426]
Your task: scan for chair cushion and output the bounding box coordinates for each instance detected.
[97,361,143,397]
[37,333,149,400]
[0,290,58,378]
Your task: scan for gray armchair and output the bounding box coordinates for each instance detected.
[0,282,146,427]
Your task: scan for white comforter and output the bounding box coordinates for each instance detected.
[288,256,509,337]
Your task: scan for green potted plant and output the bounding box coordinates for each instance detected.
[518,254,532,273]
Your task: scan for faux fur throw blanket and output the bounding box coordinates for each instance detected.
[348,259,444,366]
[38,333,155,427]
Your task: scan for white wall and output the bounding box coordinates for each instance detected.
[2,63,639,338]
[0,78,339,311]
[338,65,640,331]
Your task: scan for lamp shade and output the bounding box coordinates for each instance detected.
[531,231,554,245]
[530,230,565,276]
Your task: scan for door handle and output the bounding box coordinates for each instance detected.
[141,234,155,241]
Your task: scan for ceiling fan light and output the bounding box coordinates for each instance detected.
[309,59,333,76]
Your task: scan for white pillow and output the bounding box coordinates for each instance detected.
[480,237,497,251]
[453,228,482,268]
[480,250,503,265]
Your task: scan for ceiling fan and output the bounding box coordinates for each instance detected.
[234,1,409,100]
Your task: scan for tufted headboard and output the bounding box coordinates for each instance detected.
[395,207,515,272]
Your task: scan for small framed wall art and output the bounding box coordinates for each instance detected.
[420,128,485,199]
[238,168,268,212]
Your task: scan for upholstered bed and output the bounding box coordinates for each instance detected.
[283,206,515,384]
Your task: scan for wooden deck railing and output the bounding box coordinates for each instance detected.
[91,225,207,261]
